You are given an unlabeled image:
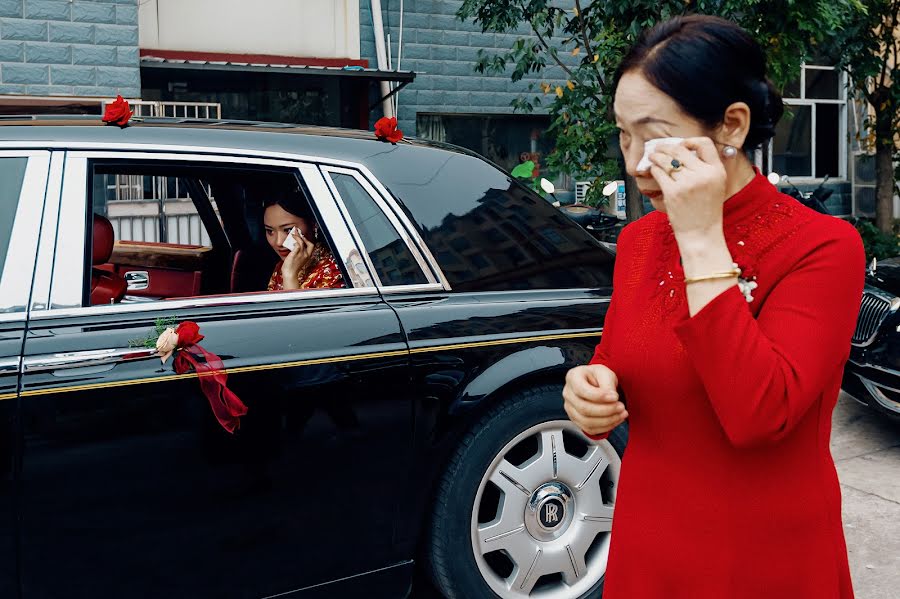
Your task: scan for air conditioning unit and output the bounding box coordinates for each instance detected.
[575,181,591,203]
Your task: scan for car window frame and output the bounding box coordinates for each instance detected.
[33,150,380,318]
[320,165,444,292]
[342,164,452,291]
[0,150,53,322]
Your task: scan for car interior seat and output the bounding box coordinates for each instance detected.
[90,213,127,305]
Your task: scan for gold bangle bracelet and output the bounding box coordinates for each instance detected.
[683,268,742,285]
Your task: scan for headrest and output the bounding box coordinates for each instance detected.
[92,213,115,265]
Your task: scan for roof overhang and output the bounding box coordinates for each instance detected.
[140,50,415,83]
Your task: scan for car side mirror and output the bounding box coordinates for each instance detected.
[539,178,555,195]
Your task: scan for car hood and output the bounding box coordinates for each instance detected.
[868,257,900,297]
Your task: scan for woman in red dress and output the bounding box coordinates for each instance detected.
[263,193,344,291]
[563,15,862,599]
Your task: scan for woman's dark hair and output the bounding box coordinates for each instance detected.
[615,15,783,149]
[262,182,313,221]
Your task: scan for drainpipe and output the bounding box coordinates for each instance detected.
[395,0,404,116]
[370,0,394,119]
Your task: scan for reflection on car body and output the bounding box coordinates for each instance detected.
[0,118,620,599]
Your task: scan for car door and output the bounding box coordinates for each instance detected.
[17,151,413,599]
[0,150,52,599]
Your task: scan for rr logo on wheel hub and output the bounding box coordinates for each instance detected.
[526,482,575,540]
[540,498,564,528]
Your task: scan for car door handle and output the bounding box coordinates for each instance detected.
[125,271,150,291]
[23,347,159,373]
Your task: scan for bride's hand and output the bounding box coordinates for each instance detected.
[281,230,315,290]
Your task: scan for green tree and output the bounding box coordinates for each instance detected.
[458,0,864,220]
[828,0,900,233]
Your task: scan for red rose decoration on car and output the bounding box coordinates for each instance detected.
[149,319,247,433]
[102,95,132,128]
[374,116,403,144]
[176,321,204,346]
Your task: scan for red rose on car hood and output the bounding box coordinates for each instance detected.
[102,95,132,128]
[374,116,403,144]
[176,321,204,347]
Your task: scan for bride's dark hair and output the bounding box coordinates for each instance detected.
[263,183,313,221]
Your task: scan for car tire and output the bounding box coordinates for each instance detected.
[428,384,627,599]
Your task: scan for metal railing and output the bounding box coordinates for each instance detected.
[104,173,219,247]
[102,99,222,120]
[109,212,213,247]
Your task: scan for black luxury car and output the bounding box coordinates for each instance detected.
[843,256,900,422]
[0,117,624,599]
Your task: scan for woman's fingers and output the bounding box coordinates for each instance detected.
[564,398,628,435]
[563,365,626,435]
[663,143,706,170]
[650,145,697,172]
[566,366,618,402]
[681,136,721,165]
[564,388,625,419]
[648,163,678,196]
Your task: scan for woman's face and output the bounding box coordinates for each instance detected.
[263,203,311,259]
[613,71,711,212]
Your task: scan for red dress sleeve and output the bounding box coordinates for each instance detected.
[583,226,633,441]
[673,220,864,448]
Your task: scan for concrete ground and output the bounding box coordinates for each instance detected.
[832,392,900,599]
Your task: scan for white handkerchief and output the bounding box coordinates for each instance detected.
[636,137,685,172]
[282,226,302,251]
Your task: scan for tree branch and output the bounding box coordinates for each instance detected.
[573,0,607,95]
[573,1,593,58]
[529,21,576,80]
[527,19,606,108]
[878,0,899,93]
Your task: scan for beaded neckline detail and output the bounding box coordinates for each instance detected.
[651,173,798,313]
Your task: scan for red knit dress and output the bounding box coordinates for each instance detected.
[592,173,863,598]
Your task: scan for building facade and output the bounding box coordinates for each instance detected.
[0,1,889,218]
[0,0,139,111]
[359,0,569,183]
[137,0,407,128]
[359,2,884,217]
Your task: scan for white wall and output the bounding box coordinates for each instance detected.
[139,0,361,60]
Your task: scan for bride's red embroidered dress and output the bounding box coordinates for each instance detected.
[594,173,863,598]
[267,243,344,291]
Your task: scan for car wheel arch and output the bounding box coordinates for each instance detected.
[451,344,590,413]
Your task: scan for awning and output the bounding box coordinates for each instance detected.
[140,51,415,110]
[139,53,415,83]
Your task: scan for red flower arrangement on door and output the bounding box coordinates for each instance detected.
[153,320,248,433]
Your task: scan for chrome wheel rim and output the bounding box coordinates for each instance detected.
[470,420,620,598]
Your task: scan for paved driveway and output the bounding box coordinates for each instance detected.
[832,393,900,599]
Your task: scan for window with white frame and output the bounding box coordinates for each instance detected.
[767,64,847,180]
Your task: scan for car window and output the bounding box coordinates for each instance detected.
[86,162,348,306]
[0,157,28,283]
[97,173,218,247]
[328,172,429,287]
[363,147,615,291]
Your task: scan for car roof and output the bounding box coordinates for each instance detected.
[0,115,469,165]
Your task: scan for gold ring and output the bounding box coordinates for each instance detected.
[669,158,683,174]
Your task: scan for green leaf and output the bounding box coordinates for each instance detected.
[511,160,536,178]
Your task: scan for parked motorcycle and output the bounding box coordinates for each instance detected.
[540,178,623,251]
[782,174,833,215]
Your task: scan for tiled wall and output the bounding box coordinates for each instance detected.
[0,0,139,98]
[359,0,570,135]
